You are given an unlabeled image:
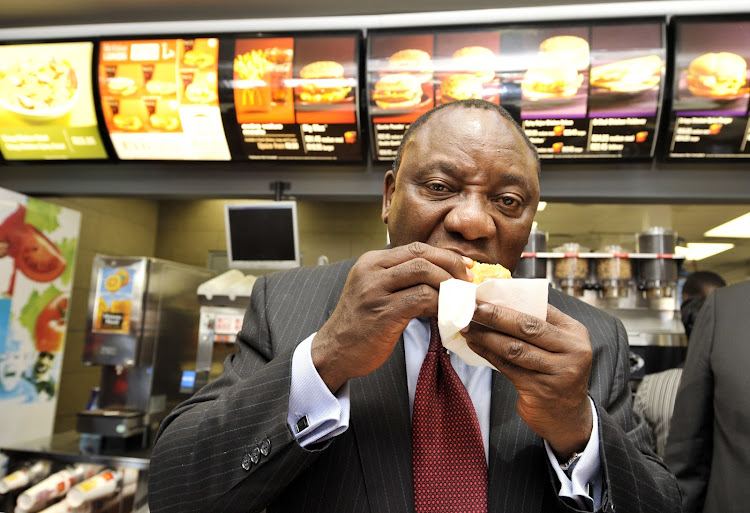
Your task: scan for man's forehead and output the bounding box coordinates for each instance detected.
[418,107,518,143]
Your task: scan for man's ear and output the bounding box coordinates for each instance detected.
[382,170,396,224]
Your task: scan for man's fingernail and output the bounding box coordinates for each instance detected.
[462,256,474,267]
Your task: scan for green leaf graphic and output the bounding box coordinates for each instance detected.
[25,197,62,234]
[20,285,62,339]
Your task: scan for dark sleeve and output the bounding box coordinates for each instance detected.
[595,315,682,513]
[148,275,323,513]
[664,291,715,513]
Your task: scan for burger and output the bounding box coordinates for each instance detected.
[387,49,434,84]
[539,35,590,71]
[451,46,496,83]
[686,52,748,98]
[372,73,423,110]
[590,55,662,93]
[440,74,484,103]
[471,262,511,284]
[298,60,352,103]
[521,66,583,100]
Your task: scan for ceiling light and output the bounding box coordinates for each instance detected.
[675,242,734,261]
[537,201,547,211]
[704,212,750,238]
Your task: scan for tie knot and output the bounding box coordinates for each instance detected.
[428,318,445,353]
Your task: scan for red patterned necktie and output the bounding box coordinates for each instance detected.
[412,318,488,512]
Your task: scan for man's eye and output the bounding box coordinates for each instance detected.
[499,197,519,207]
[426,183,447,192]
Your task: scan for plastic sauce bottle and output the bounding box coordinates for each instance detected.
[17,463,102,511]
[0,460,52,494]
[65,467,138,508]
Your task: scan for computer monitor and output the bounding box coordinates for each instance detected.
[224,201,301,270]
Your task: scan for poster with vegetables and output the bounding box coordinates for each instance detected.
[0,187,80,447]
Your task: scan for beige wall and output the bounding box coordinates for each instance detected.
[45,197,159,433]
[155,199,387,268]
[44,197,385,434]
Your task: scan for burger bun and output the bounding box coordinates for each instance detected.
[451,46,496,83]
[387,49,434,84]
[686,52,748,98]
[372,73,423,109]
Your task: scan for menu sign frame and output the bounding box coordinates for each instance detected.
[0,41,109,161]
[366,18,667,163]
[224,31,365,163]
[97,36,232,161]
[665,15,750,160]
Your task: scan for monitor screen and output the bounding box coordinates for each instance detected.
[224,201,300,270]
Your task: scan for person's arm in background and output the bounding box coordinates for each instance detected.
[665,291,716,513]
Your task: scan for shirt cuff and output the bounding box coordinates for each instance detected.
[287,333,351,446]
[544,397,603,511]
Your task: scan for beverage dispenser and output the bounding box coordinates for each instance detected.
[636,227,679,298]
[77,255,215,449]
[513,229,548,279]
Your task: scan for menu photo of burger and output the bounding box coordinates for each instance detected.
[370,48,434,115]
[436,45,500,105]
[589,54,663,95]
[521,35,589,103]
[684,52,749,100]
[295,60,355,108]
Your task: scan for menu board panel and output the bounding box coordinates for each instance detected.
[230,35,362,161]
[98,38,231,160]
[367,22,665,162]
[0,42,108,160]
[667,19,750,159]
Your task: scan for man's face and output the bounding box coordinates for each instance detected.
[382,106,540,271]
[34,352,54,378]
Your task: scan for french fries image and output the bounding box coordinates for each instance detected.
[234,50,271,108]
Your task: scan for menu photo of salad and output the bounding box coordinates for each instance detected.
[0,42,108,160]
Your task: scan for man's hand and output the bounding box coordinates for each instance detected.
[461,302,594,460]
[312,242,473,393]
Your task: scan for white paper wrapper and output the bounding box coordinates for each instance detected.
[437,278,549,369]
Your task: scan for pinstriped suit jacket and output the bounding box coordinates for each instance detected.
[148,259,680,513]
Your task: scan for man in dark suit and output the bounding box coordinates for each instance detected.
[665,279,750,512]
[148,100,680,513]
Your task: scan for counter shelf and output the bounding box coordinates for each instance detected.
[1,430,150,512]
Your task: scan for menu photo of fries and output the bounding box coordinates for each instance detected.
[234,49,272,112]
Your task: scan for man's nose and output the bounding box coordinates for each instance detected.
[443,196,496,240]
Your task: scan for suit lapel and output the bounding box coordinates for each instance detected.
[350,337,414,513]
[487,370,547,513]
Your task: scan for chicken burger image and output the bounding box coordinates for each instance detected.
[686,52,748,98]
[372,73,423,110]
[386,49,434,84]
[590,55,662,93]
[451,46,496,83]
[539,35,590,70]
[440,74,484,103]
[521,65,583,100]
[298,60,352,103]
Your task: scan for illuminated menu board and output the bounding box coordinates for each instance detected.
[0,42,108,160]
[98,38,231,160]
[667,18,750,159]
[367,22,665,162]
[230,34,362,161]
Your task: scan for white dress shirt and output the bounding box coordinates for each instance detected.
[287,318,603,510]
